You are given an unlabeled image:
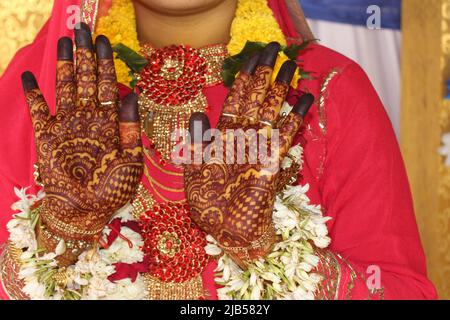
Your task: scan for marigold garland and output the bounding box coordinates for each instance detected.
[94,0,140,85]
[227,0,287,55]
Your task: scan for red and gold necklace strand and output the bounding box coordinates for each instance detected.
[131,183,209,299]
[137,43,228,162]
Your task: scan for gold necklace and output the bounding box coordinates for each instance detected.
[136,43,228,161]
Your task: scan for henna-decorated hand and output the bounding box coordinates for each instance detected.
[184,43,314,268]
[21,23,143,264]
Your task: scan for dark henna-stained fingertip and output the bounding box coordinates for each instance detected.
[57,37,73,61]
[258,42,281,68]
[275,60,297,84]
[75,23,94,50]
[75,22,91,33]
[21,71,38,91]
[292,93,315,118]
[95,35,113,60]
[241,52,260,75]
[119,93,139,122]
[189,112,211,143]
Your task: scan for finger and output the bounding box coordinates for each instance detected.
[278,93,314,160]
[119,93,142,151]
[218,53,260,129]
[22,71,50,140]
[75,22,97,106]
[188,112,211,166]
[96,35,118,107]
[56,37,76,114]
[240,42,280,124]
[258,60,297,126]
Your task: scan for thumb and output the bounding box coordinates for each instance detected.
[119,93,142,151]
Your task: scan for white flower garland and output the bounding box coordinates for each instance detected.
[6,188,147,300]
[205,145,332,300]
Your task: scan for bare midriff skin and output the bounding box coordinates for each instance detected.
[133,0,237,48]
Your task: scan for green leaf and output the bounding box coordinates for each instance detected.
[222,41,267,87]
[283,39,318,60]
[299,70,313,80]
[129,71,138,88]
[113,43,148,73]
[221,68,238,88]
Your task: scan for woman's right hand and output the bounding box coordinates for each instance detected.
[21,23,143,265]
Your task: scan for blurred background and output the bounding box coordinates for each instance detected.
[0,0,448,299]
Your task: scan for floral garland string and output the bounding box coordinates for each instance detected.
[205,146,331,300]
[6,189,147,300]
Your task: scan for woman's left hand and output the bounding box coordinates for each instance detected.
[184,42,314,268]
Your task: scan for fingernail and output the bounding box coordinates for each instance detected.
[275,60,297,84]
[57,37,73,61]
[21,71,38,91]
[293,93,314,118]
[75,24,93,50]
[241,52,260,75]
[258,42,281,67]
[189,112,211,143]
[120,93,139,122]
[95,35,113,60]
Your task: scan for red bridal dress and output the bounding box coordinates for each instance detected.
[0,0,437,299]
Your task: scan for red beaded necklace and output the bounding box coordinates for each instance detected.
[137,43,228,161]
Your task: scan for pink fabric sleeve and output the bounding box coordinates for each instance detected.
[319,62,437,299]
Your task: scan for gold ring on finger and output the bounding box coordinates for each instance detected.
[100,101,115,106]
[222,113,239,119]
[259,120,273,127]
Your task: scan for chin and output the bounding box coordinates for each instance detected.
[133,0,228,15]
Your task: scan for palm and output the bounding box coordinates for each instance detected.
[184,43,313,265]
[185,128,277,249]
[36,104,141,215]
[22,25,143,260]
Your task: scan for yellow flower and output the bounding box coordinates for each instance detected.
[228,0,287,55]
[94,0,140,86]
[272,52,300,89]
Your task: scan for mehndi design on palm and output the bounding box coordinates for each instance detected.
[21,23,143,264]
[184,42,314,268]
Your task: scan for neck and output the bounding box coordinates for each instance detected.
[134,0,237,49]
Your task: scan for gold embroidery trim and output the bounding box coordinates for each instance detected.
[337,254,357,300]
[143,273,206,300]
[336,253,385,300]
[318,69,339,134]
[131,183,156,219]
[80,0,100,32]
[0,242,29,300]
[314,248,342,300]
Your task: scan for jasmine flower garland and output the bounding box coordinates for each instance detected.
[6,189,147,300]
[205,145,332,300]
